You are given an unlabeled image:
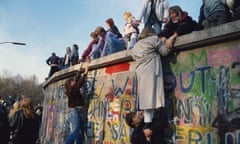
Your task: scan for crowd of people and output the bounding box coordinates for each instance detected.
[46,0,239,80]
[44,0,240,144]
[0,97,43,144]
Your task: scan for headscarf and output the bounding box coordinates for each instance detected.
[138,26,157,40]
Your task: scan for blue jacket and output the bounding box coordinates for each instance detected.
[204,0,226,18]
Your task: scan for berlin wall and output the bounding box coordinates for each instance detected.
[40,20,240,144]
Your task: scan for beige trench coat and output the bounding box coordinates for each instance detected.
[131,35,170,109]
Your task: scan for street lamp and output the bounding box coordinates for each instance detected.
[0,42,26,45]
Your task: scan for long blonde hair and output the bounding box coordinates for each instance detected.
[21,98,35,119]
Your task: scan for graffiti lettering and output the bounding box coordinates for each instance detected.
[177,96,211,125]
[180,66,212,94]
[188,130,203,144]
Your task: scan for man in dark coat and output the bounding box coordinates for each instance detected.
[0,102,10,144]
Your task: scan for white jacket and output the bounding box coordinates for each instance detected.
[138,0,169,25]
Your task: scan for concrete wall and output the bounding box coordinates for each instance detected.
[40,20,240,144]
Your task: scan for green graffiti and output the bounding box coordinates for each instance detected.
[171,50,208,76]
[190,50,208,67]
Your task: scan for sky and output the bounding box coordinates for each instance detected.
[0,0,201,83]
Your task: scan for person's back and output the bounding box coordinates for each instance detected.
[203,0,232,28]
[10,110,38,144]
[0,103,10,144]
[46,53,60,66]
[9,98,39,144]
[46,52,60,78]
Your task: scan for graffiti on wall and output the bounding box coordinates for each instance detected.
[40,46,240,144]
[86,72,137,144]
[40,63,138,144]
[164,48,240,143]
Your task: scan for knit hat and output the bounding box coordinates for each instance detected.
[138,26,156,40]
[105,18,114,27]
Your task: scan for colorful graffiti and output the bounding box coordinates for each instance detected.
[164,47,240,144]
[86,73,137,144]
[40,43,240,144]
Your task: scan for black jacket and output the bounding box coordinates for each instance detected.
[0,103,10,144]
[67,72,87,108]
[9,110,39,144]
[131,122,150,144]
[160,12,203,38]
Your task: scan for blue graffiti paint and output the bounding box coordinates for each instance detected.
[180,66,213,94]
[180,71,195,93]
[196,66,212,94]
[206,132,212,144]
[112,77,129,96]
[189,130,203,143]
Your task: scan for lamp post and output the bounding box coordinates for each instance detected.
[0,42,26,45]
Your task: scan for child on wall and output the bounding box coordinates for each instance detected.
[123,11,140,50]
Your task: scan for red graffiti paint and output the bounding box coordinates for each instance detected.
[105,62,130,75]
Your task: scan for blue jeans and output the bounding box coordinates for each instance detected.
[144,19,162,35]
[127,33,138,50]
[105,38,125,56]
[65,108,84,144]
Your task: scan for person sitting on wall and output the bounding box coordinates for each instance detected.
[105,18,123,38]
[159,5,203,45]
[79,32,99,62]
[90,26,126,58]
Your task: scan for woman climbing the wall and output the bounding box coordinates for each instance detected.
[64,63,88,144]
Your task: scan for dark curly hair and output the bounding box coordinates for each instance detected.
[125,112,137,128]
